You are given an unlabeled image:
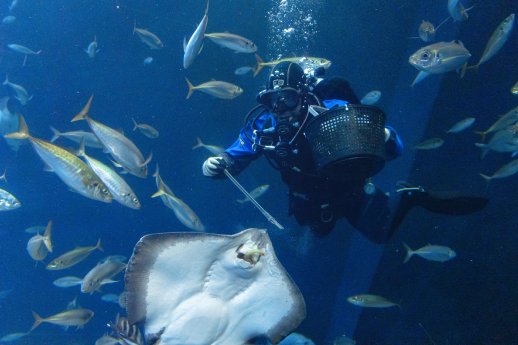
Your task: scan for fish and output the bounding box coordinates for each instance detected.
[30,308,94,331]
[0,97,20,151]
[3,76,32,105]
[53,276,83,288]
[132,118,159,138]
[417,20,436,42]
[470,13,515,69]
[447,0,474,22]
[475,126,518,158]
[143,56,153,65]
[76,140,141,209]
[101,293,120,303]
[25,225,45,234]
[0,332,28,342]
[415,137,444,150]
[204,32,257,53]
[46,239,103,270]
[134,25,163,50]
[474,105,518,142]
[403,243,456,263]
[8,0,17,12]
[512,81,518,96]
[192,136,224,155]
[409,41,471,74]
[26,220,53,262]
[85,36,100,58]
[185,78,243,100]
[360,90,382,105]
[5,115,113,202]
[0,188,20,211]
[107,314,143,345]
[446,117,476,133]
[152,164,205,231]
[50,126,104,149]
[71,96,152,178]
[234,66,254,75]
[7,43,41,55]
[253,54,332,77]
[81,258,126,294]
[347,294,399,308]
[183,1,209,68]
[237,184,270,203]
[480,159,518,182]
[2,16,16,24]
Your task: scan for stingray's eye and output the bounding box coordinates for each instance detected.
[235,244,244,253]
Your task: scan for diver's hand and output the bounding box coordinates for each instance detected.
[202,156,227,177]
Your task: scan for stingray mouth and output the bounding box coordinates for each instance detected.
[236,242,265,266]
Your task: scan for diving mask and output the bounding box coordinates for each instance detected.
[257,87,301,113]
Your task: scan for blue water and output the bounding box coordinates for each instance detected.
[1,0,517,344]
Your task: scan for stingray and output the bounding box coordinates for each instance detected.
[124,228,306,345]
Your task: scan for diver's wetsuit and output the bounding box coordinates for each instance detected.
[220,78,404,242]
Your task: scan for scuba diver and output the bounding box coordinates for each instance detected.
[201,61,488,243]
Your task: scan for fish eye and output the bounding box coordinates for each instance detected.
[420,51,430,61]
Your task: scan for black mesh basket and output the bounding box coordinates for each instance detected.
[305,104,386,179]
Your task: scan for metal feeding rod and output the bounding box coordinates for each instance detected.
[224,169,284,230]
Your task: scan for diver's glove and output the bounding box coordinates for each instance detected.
[202,156,227,177]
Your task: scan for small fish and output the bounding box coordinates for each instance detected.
[470,13,515,69]
[53,276,83,288]
[237,184,270,203]
[409,41,471,74]
[143,56,153,65]
[183,1,209,68]
[30,308,94,331]
[134,24,163,50]
[446,117,476,133]
[347,294,399,308]
[253,54,332,77]
[85,36,100,58]
[3,75,32,105]
[2,16,16,24]
[480,159,518,182]
[417,20,436,42]
[234,66,254,75]
[50,126,104,149]
[0,188,20,211]
[81,259,126,294]
[101,293,120,303]
[403,243,456,263]
[474,105,518,142]
[415,137,444,150]
[132,118,159,138]
[475,127,518,158]
[192,137,224,155]
[0,332,28,342]
[26,220,53,262]
[185,78,243,100]
[512,81,518,96]
[205,32,257,53]
[360,90,382,105]
[7,43,41,55]
[46,239,103,270]
[25,225,45,234]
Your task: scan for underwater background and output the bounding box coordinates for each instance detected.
[1,0,517,344]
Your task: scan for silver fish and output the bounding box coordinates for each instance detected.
[3,75,32,105]
[46,238,103,270]
[234,66,254,75]
[446,117,475,133]
[101,293,120,303]
[185,78,243,100]
[71,96,151,178]
[8,0,17,12]
[418,20,436,42]
[134,26,163,50]
[26,220,52,262]
[360,90,382,105]
[480,158,518,182]
[183,1,209,68]
[7,43,41,55]
[237,184,270,203]
[475,105,518,142]
[415,137,444,150]
[5,115,113,202]
[2,16,15,24]
[347,294,399,308]
[471,13,515,68]
[152,165,205,232]
[81,259,126,294]
[0,188,20,211]
[205,32,257,53]
[85,36,100,58]
[77,141,141,209]
[53,276,83,288]
[0,332,28,342]
[409,41,471,74]
[132,118,159,138]
[403,243,456,263]
[475,126,518,158]
[192,136,224,155]
[50,126,104,149]
[30,308,94,331]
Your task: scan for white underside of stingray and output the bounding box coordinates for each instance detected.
[124,228,306,345]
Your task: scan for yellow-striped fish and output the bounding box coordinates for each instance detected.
[253,54,332,77]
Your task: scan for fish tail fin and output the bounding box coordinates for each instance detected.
[403,243,413,263]
[49,126,61,142]
[0,169,7,183]
[76,138,86,157]
[43,220,53,253]
[71,95,93,122]
[95,238,103,252]
[253,54,264,77]
[192,137,204,150]
[151,188,166,198]
[4,114,30,140]
[185,77,195,99]
[3,74,8,85]
[131,117,138,131]
[30,311,44,332]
